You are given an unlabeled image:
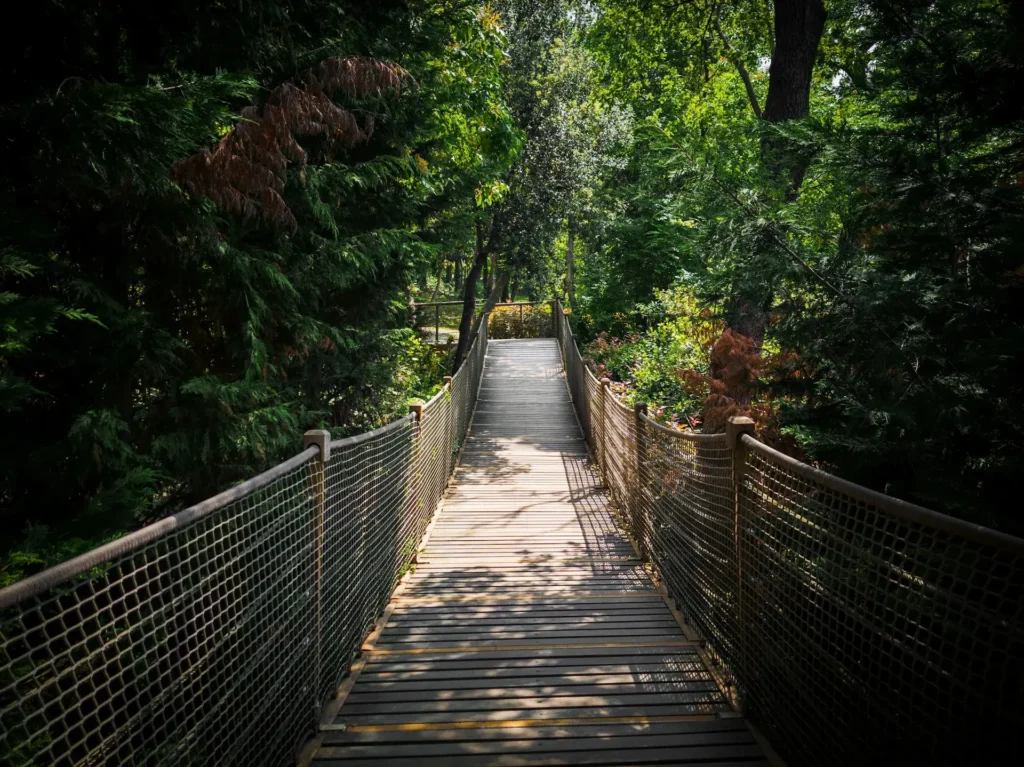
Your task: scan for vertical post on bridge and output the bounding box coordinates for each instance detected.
[408,403,425,551]
[726,415,756,708]
[303,428,331,705]
[633,402,649,561]
[443,376,454,474]
[599,377,611,488]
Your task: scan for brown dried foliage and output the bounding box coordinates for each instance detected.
[677,329,763,434]
[171,57,410,228]
[684,330,805,459]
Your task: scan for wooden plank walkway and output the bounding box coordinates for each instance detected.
[309,339,771,766]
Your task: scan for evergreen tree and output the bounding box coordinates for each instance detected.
[0,1,517,582]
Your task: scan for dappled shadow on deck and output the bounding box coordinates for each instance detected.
[310,339,765,767]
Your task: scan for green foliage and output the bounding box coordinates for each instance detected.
[584,288,715,420]
[0,1,517,578]
[575,0,1024,533]
[488,303,553,338]
[3,0,1022,582]
[767,0,1024,530]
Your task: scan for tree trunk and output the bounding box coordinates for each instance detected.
[427,255,445,303]
[453,252,463,292]
[453,223,488,373]
[566,214,577,311]
[716,0,825,402]
[481,249,489,299]
[488,250,497,294]
[469,270,510,347]
[761,0,826,192]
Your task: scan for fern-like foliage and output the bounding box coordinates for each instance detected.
[172,57,411,227]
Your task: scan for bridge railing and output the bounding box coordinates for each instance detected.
[553,300,1024,767]
[0,315,490,767]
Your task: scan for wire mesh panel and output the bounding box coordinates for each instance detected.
[638,423,736,670]
[449,314,487,448]
[318,418,417,708]
[0,452,319,767]
[556,306,590,443]
[418,389,454,520]
[602,394,636,517]
[584,368,603,470]
[0,319,492,767]
[737,437,1024,766]
[553,301,1024,766]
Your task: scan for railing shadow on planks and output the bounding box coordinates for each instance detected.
[1,299,1021,767]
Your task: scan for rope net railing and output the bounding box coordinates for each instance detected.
[553,299,1024,767]
[0,317,490,767]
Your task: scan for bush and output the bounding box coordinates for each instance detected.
[488,303,553,339]
[584,289,720,425]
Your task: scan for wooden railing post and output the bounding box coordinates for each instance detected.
[599,378,611,486]
[303,428,331,702]
[442,376,454,472]
[407,403,425,545]
[726,415,755,707]
[633,402,649,561]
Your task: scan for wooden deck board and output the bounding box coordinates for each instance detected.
[311,339,768,766]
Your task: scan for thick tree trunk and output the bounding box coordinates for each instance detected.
[481,250,489,298]
[470,270,510,344]
[488,250,497,294]
[715,0,825,411]
[566,214,577,311]
[762,0,826,192]
[453,223,488,373]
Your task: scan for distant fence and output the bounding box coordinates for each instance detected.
[487,301,554,339]
[0,317,490,766]
[413,301,473,346]
[554,300,1024,767]
[414,301,554,345]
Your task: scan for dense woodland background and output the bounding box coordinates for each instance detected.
[2,0,1022,583]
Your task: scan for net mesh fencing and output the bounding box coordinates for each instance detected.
[554,300,1024,766]
[0,318,490,767]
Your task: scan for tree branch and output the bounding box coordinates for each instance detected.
[713,16,762,119]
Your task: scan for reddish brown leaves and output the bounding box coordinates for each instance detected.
[675,329,762,434]
[172,57,409,228]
